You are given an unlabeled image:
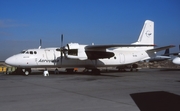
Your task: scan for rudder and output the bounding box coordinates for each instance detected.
[133,20,154,45]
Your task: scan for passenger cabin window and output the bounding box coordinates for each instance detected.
[68,49,78,56]
[34,51,37,54]
[30,51,33,54]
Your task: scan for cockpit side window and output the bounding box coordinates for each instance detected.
[25,51,29,54]
[21,50,26,53]
[34,51,37,54]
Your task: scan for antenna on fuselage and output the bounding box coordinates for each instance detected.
[38,39,42,49]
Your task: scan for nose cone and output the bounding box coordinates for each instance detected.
[172,57,180,65]
[5,56,18,66]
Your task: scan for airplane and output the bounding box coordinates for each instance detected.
[173,56,180,65]
[5,20,175,75]
[148,48,171,62]
[164,45,180,65]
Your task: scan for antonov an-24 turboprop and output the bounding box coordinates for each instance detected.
[5,20,174,75]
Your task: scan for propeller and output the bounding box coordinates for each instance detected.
[56,34,68,64]
[60,34,63,64]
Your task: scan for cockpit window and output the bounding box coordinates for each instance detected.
[21,50,26,53]
[25,51,29,54]
[21,50,37,54]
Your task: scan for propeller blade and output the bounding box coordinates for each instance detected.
[60,34,64,64]
[61,34,63,47]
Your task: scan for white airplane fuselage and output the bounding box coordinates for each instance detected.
[5,45,153,69]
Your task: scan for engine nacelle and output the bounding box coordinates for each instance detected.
[67,43,80,49]
[65,43,88,60]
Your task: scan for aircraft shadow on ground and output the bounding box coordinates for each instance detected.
[7,71,121,77]
[46,71,121,77]
[130,91,180,111]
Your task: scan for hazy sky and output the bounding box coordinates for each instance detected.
[0,0,180,60]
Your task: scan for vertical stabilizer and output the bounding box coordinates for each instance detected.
[133,20,154,45]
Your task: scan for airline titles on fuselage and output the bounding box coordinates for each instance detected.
[38,59,59,63]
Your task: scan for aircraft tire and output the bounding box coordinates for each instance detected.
[24,68,31,76]
[25,71,29,76]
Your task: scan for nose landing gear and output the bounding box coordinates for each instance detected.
[13,68,32,75]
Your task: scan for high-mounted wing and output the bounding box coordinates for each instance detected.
[85,44,155,60]
[85,44,155,50]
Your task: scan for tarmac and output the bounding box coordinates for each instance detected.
[0,68,180,111]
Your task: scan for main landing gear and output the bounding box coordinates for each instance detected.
[117,64,139,72]
[83,68,101,75]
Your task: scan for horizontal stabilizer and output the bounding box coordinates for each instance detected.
[147,45,175,53]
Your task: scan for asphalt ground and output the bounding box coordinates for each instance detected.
[0,69,180,111]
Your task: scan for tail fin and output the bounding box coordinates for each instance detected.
[162,48,170,56]
[133,20,154,45]
[164,48,170,55]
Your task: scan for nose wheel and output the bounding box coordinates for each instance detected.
[25,70,30,75]
[21,68,31,75]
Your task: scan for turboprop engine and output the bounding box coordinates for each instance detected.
[65,43,88,60]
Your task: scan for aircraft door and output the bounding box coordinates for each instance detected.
[45,49,56,65]
[119,53,125,63]
[45,50,55,60]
